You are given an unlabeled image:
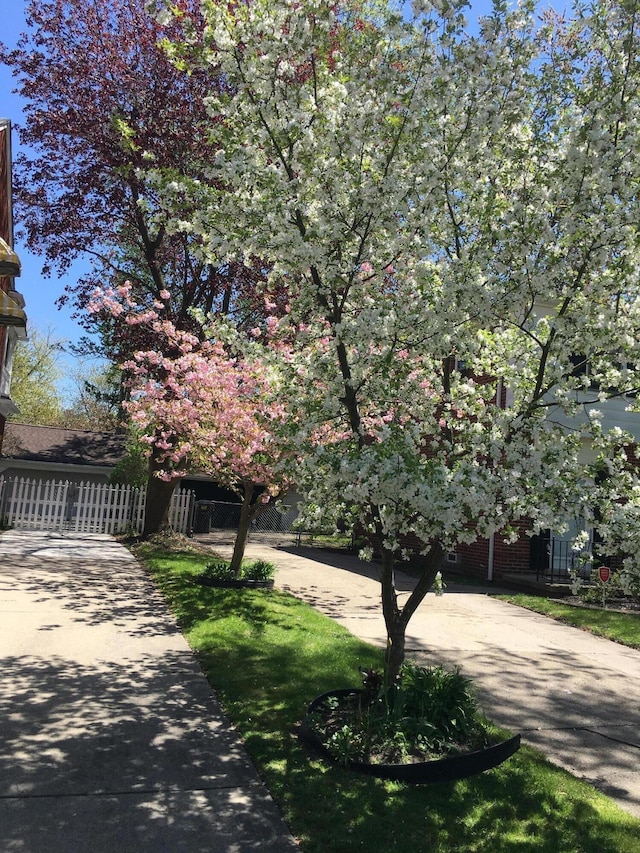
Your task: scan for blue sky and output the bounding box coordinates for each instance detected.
[0,0,561,375]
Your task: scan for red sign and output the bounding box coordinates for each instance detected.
[598,566,611,583]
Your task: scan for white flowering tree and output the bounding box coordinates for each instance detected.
[156,0,640,683]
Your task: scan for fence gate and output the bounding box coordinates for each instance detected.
[0,476,194,535]
[0,477,70,530]
[71,481,139,535]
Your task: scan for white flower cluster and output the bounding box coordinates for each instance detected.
[151,0,640,566]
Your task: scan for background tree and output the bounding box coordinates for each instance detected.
[8,328,124,430]
[161,0,640,684]
[0,0,269,528]
[92,283,294,551]
[63,362,126,431]
[7,326,66,424]
[108,433,149,488]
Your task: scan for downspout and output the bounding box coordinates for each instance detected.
[488,378,503,584]
[487,532,494,582]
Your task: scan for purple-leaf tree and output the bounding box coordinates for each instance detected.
[1,0,270,530]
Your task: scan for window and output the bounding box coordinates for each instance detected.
[0,331,12,397]
[570,354,640,398]
[569,354,597,386]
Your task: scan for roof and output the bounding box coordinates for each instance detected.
[1,422,127,468]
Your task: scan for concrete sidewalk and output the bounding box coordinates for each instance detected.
[199,532,640,820]
[0,530,298,853]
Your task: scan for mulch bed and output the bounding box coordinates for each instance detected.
[563,596,640,613]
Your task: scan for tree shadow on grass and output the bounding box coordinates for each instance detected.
[244,648,640,853]
[271,748,638,853]
[182,586,640,853]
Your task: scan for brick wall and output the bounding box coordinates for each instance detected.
[453,519,534,579]
[454,539,490,577]
[492,520,532,575]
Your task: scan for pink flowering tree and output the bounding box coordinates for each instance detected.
[157,0,640,684]
[91,284,294,555]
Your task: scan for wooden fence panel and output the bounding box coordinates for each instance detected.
[0,477,70,530]
[132,487,194,535]
[72,482,136,534]
[0,476,194,535]
[170,488,194,533]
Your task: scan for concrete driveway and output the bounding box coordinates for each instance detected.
[198,532,640,820]
[0,529,298,853]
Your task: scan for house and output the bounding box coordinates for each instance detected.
[0,421,127,485]
[450,365,640,583]
[0,420,301,535]
[0,422,202,535]
[0,420,261,497]
[0,418,280,499]
[0,118,27,451]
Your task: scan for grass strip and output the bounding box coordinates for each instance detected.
[136,542,640,853]
[495,594,640,649]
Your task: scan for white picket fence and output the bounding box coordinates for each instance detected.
[0,476,195,535]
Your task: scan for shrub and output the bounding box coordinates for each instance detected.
[306,662,489,765]
[199,557,276,583]
[201,558,237,581]
[576,567,640,607]
[244,558,276,582]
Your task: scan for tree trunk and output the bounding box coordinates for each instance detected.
[380,546,404,687]
[380,542,445,686]
[229,482,255,575]
[142,451,180,537]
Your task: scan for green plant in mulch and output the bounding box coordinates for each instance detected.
[577,569,640,609]
[305,662,492,766]
[199,556,276,583]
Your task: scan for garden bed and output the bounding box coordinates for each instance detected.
[300,686,521,783]
[194,556,276,588]
[299,664,521,782]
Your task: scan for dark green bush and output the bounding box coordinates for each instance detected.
[245,558,276,581]
[201,558,236,581]
[200,557,276,582]
[578,568,640,606]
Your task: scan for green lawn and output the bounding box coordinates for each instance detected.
[135,542,640,853]
[495,594,640,649]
